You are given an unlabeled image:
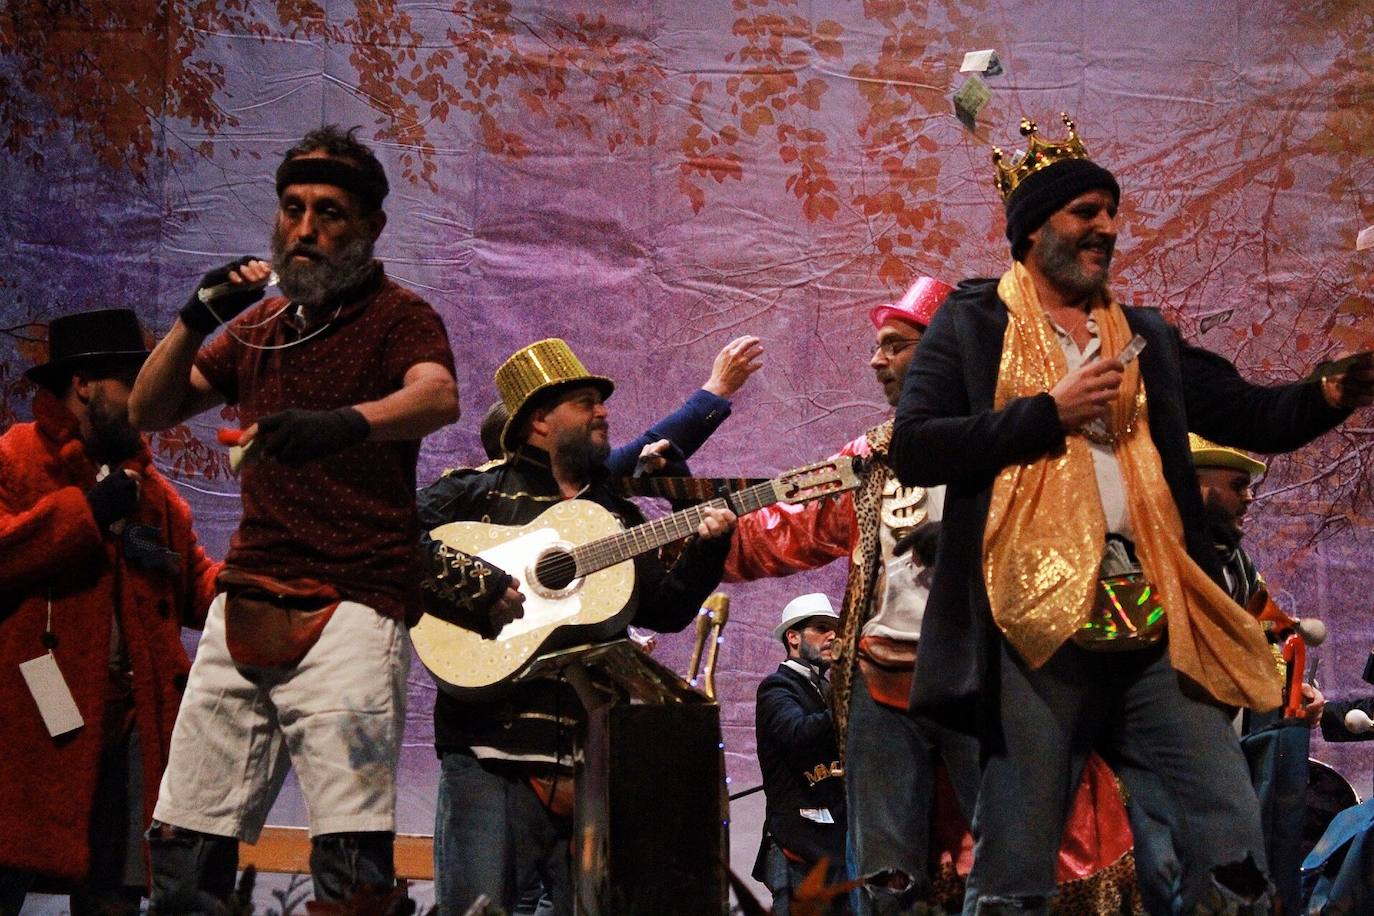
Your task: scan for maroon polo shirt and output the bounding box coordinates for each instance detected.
[196,266,455,623]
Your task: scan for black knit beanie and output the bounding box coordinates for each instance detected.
[1005,157,1120,261]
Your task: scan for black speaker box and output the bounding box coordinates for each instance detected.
[574,702,728,915]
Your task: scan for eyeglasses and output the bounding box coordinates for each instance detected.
[872,338,920,359]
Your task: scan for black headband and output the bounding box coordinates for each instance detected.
[275,156,388,211]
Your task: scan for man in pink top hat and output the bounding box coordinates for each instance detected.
[727,278,983,912]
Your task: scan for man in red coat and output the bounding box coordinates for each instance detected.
[0,309,218,916]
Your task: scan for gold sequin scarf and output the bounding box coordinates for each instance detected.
[983,263,1279,709]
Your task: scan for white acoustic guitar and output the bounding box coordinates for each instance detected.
[412,456,862,699]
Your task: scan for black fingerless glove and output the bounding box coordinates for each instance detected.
[179,256,268,334]
[420,543,513,639]
[893,519,941,569]
[86,472,139,529]
[254,407,371,466]
[123,524,183,576]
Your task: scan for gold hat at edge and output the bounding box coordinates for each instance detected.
[495,338,615,452]
[1188,432,1267,478]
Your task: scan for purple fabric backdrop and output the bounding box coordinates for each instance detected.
[3,0,1373,822]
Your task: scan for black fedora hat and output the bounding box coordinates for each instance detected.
[26,309,151,390]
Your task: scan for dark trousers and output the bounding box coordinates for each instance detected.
[846,670,979,914]
[148,827,393,912]
[433,752,573,916]
[2,699,145,916]
[962,640,1269,915]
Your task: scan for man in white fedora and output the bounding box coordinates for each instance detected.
[753,593,847,915]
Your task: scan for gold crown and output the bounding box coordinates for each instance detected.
[992,112,1091,201]
[494,338,614,450]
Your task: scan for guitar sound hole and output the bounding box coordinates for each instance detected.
[534,549,578,591]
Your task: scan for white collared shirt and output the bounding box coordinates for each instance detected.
[1047,315,1133,539]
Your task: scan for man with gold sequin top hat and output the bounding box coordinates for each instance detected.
[415,338,736,916]
[889,112,1374,914]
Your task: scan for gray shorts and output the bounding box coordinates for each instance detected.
[153,594,409,841]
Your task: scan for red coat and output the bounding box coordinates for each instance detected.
[0,390,218,881]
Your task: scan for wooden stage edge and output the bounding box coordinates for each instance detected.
[240,827,434,881]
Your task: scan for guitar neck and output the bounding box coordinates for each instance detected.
[571,481,778,576]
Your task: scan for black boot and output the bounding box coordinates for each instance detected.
[146,821,239,914]
[309,831,398,908]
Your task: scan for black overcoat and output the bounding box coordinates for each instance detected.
[890,278,1348,725]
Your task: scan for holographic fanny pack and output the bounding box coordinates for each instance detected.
[1071,538,1167,651]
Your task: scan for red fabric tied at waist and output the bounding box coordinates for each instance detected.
[856,635,917,710]
[218,567,341,668]
[930,754,1133,883]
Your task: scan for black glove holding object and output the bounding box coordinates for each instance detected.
[179,256,268,334]
[254,407,371,466]
[86,471,139,529]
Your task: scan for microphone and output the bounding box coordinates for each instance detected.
[1344,708,1374,735]
[1296,618,1327,647]
[197,270,278,304]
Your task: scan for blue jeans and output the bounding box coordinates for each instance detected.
[433,752,573,916]
[1131,717,1312,915]
[846,669,979,914]
[762,838,849,915]
[962,640,1270,916]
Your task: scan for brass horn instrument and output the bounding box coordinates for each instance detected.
[687,592,730,700]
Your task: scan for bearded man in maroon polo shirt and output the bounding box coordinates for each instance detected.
[129,125,459,911]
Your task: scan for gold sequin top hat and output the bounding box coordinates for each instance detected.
[495,338,615,451]
[1188,433,1267,478]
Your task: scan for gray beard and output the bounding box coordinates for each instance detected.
[1034,223,1111,300]
[271,230,376,308]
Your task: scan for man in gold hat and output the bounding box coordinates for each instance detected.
[889,113,1374,914]
[1130,436,1325,914]
[415,338,736,915]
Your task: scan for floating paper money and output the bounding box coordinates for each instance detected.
[1198,309,1234,334]
[960,49,1003,77]
[1358,224,1374,251]
[953,74,991,132]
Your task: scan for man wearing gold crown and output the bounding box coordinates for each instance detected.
[415,338,736,916]
[889,113,1374,914]
[725,280,1136,914]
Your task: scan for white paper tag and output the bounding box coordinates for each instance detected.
[960,49,1003,76]
[1357,224,1374,251]
[20,653,85,737]
[799,807,835,825]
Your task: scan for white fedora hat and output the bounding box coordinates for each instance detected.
[772,593,839,640]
